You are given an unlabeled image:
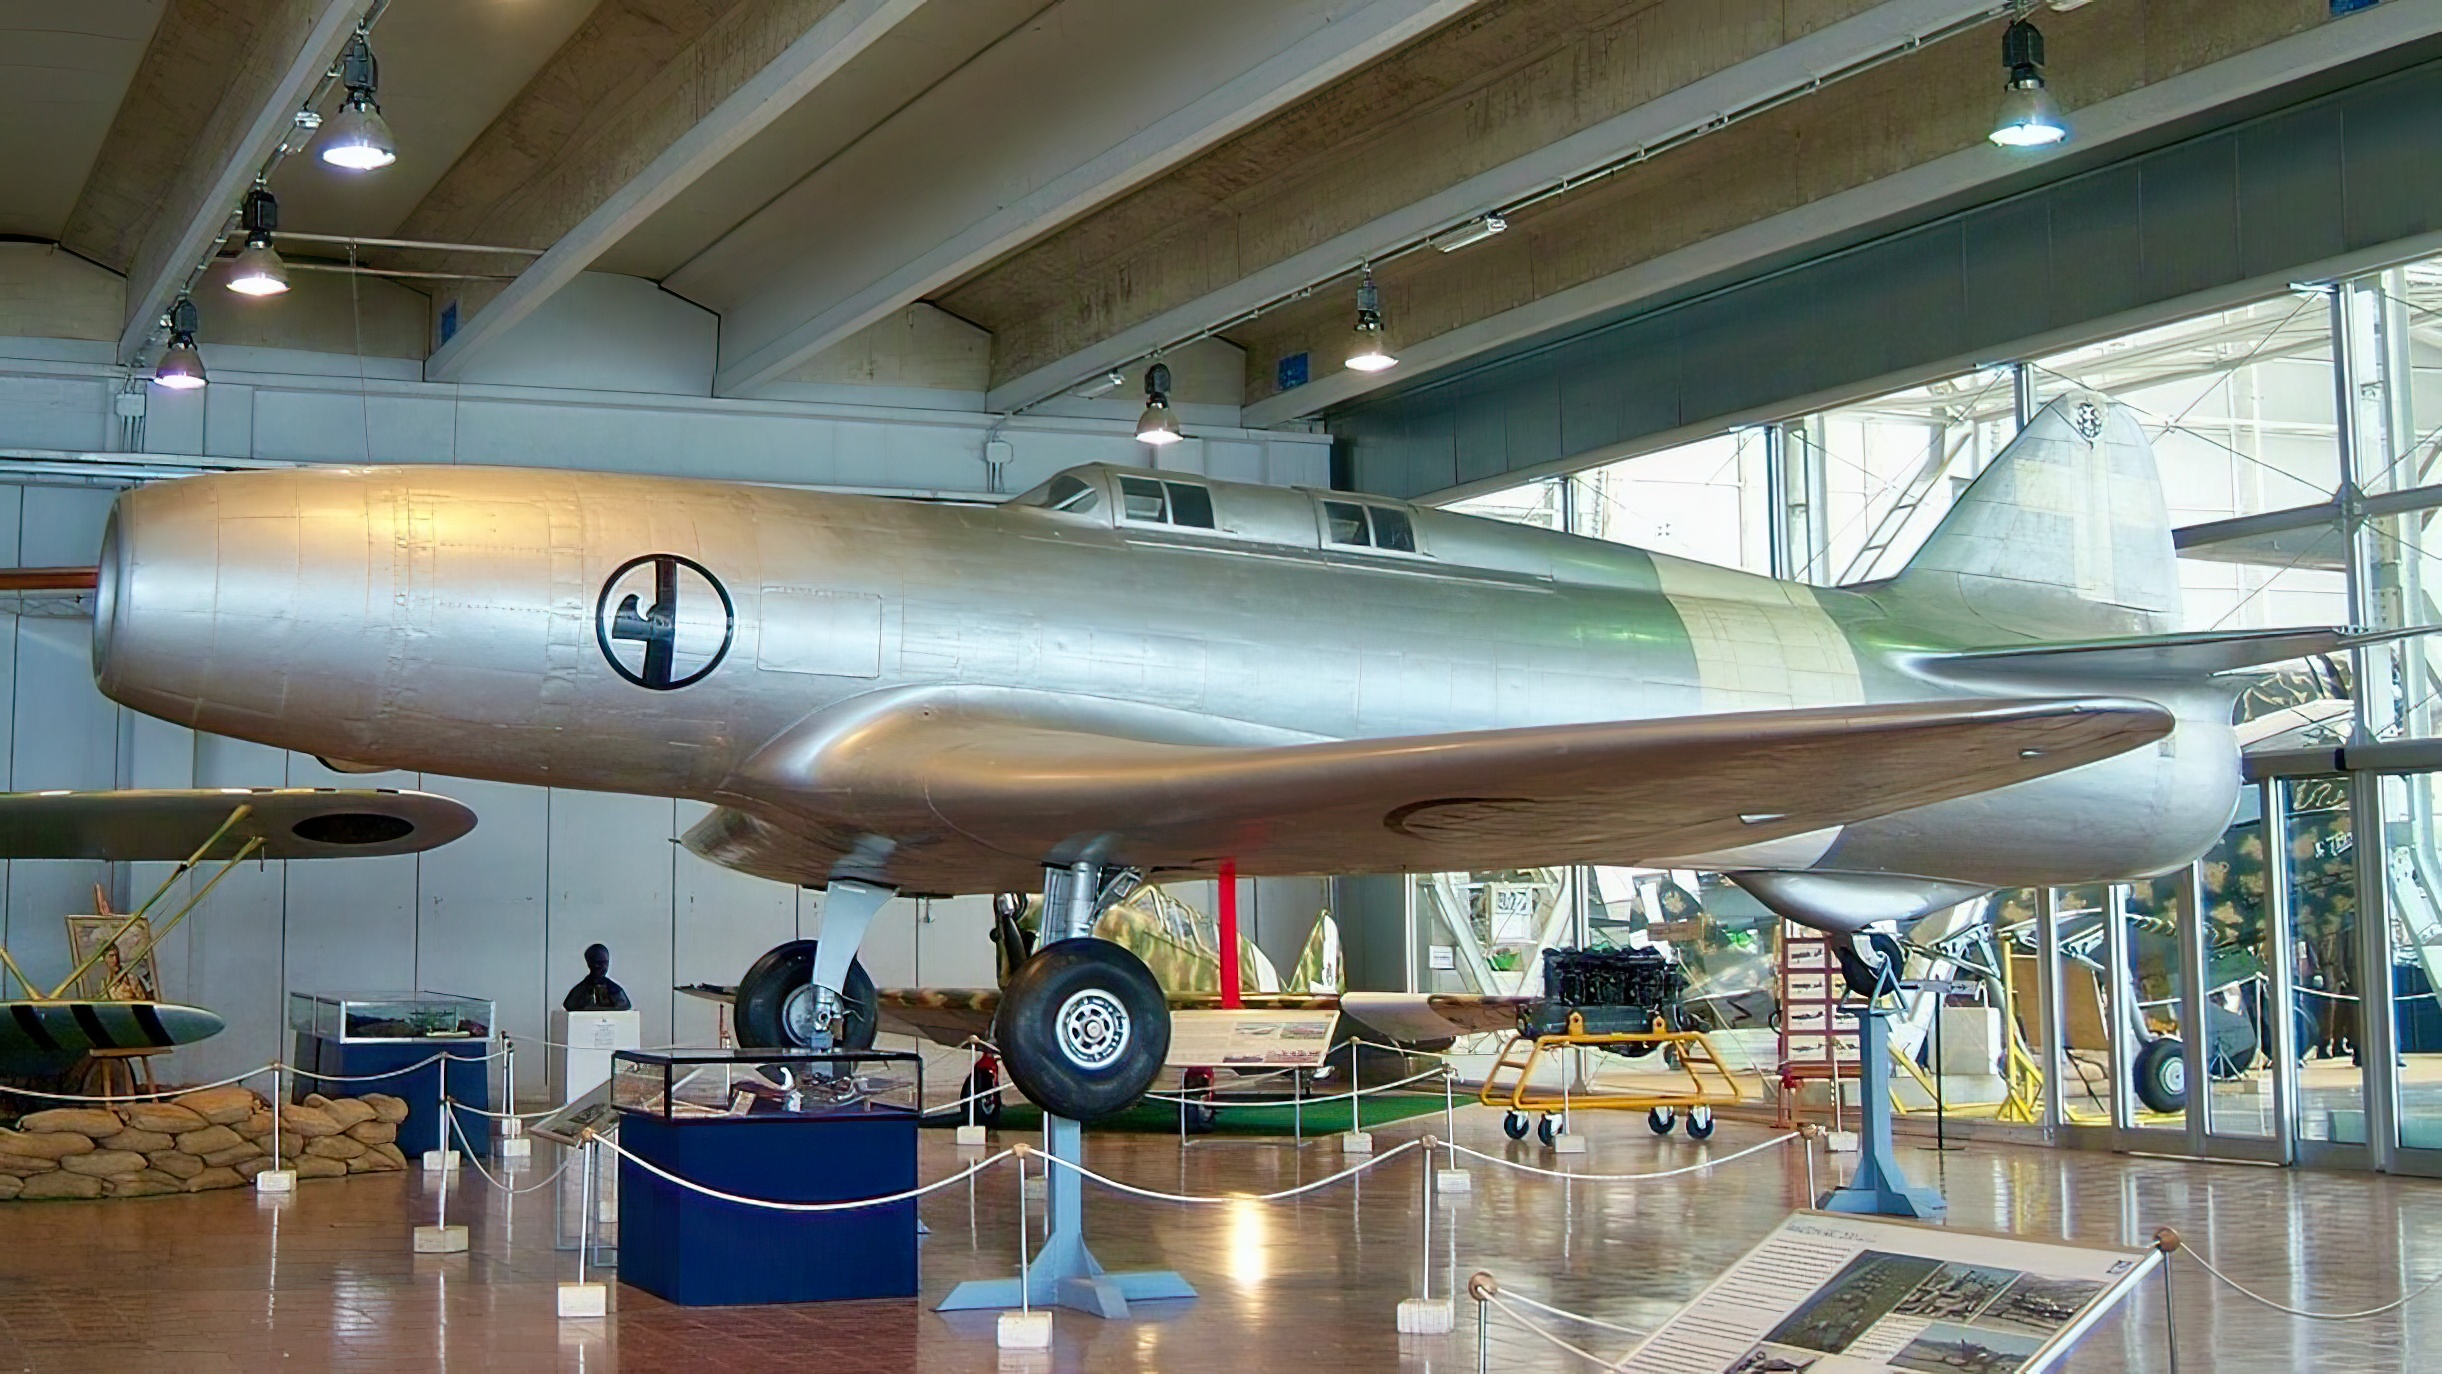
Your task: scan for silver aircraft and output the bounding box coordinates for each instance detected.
[83,390,2377,1118]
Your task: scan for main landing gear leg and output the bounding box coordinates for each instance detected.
[941,860,1193,1320]
[732,877,893,1053]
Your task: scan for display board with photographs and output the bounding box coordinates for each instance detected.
[1618,1212,2156,1374]
[64,916,159,1002]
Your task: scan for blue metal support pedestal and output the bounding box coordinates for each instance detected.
[1817,1003,1947,1219]
[937,1114,1196,1319]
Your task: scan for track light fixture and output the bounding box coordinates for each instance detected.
[1135,361,1183,446]
[1988,17,2067,149]
[320,30,398,170]
[226,185,290,296]
[1345,266,1397,373]
[152,298,207,390]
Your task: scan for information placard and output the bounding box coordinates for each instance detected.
[1616,1211,2158,1374]
[1164,1008,1338,1069]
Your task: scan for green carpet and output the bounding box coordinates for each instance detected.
[923,1092,1448,1136]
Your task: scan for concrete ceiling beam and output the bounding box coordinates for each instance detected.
[1237,0,2434,428]
[690,0,1486,399]
[974,0,2010,416]
[422,0,930,382]
[86,0,373,367]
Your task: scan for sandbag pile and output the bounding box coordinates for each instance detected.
[0,1087,412,1199]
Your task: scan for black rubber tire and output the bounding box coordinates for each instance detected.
[994,938,1170,1122]
[961,1066,1004,1127]
[1503,1110,1530,1140]
[1536,1113,1560,1146]
[1647,1106,1676,1135]
[734,939,877,1051]
[1835,931,1909,999]
[2133,1036,2188,1115]
[1685,1106,1716,1140]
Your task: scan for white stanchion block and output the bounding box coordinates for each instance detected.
[254,1168,296,1194]
[423,1149,462,1172]
[501,1116,523,1137]
[1552,1133,1588,1155]
[1827,1130,1860,1154]
[997,1311,1053,1350]
[412,1224,469,1254]
[955,1124,989,1148]
[1397,1298,1455,1335]
[557,1282,608,1318]
[1435,1167,1470,1195]
[1340,1131,1374,1154]
[498,1137,533,1160]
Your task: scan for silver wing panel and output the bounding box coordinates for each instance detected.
[0,788,476,860]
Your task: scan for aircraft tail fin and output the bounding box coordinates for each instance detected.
[1288,913,1344,994]
[1890,390,2178,637]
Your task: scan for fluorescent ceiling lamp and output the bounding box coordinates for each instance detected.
[1431,215,1507,253]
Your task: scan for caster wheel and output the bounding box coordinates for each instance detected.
[1536,1114,1560,1146]
[1685,1106,1716,1140]
[735,940,877,1050]
[1502,1111,1530,1140]
[993,938,1170,1121]
[1834,931,1910,999]
[1647,1106,1676,1136]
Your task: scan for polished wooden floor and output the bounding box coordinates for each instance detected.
[0,1104,2435,1372]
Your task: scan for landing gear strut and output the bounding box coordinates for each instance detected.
[733,876,895,1054]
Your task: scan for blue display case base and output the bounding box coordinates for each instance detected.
[937,1114,1195,1319]
[1816,1003,1947,1220]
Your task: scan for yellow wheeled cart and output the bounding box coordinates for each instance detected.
[1478,1012,1747,1145]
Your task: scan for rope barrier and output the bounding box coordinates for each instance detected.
[1445,1130,1795,1182]
[1036,1136,1422,1204]
[0,1061,280,1103]
[287,1052,459,1084]
[2178,1246,2442,1321]
[1142,1063,1449,1109]
[444,1104,574,1197]
[595,1131,1017,1213]
[1482,1290,1635,1370]
[1499,1288,1649,1339]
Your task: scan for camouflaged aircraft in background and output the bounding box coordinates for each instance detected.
[87,389,2402,1119]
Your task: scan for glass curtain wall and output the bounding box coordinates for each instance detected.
[1413,243,2442,1172]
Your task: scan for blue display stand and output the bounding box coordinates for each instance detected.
[1817,1004,1947,1220]
[291,1034,490,1156]
[618,1107,919,1306]
[938,1114,1196,1319]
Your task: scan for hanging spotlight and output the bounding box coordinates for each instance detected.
[1988,16,2067,149]
[225,185,290,296]
[1345,266,1397,373]
[152,298,207,390]
[319,31,397,170]
[1135,361,1183,446]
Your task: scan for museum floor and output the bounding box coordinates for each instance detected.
[0,1105,2433,1372]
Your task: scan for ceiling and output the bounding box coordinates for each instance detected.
[7,0,2424,424]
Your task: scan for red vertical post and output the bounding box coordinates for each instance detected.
[1218,860,1242,1009]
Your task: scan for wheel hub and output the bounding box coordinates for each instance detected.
[2164,1058,2185,1094]
[781,984,838,1048]
[1053,988,1131,1070]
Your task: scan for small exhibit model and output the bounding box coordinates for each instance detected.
[563,943,634,1012]
[83,391,2369,1121]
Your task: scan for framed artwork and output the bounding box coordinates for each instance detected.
[64,916,160,1002]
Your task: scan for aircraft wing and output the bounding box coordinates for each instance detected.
[694,687,2171,889]
[869,988,1532,1050]
[0,788,476,860]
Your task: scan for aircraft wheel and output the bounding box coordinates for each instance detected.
[734,940,877,1051]
[960,1062,1004,1127]
[2133,1036,2188,1115]
[1647,1106,1676,1136]
[1685,1106,1716,1140]
[1502,1111,1530,1140]
[1536,1113,1560,1146]
[1835,932,1909,999]
[994,938,1170,1122]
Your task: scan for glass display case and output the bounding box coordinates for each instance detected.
[287,990,495,1043]
[612,1047,921,1122]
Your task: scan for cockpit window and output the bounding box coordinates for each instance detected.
[1038,474,1100,514]
[1322,499,1419,553]
[1118,476,1217,530]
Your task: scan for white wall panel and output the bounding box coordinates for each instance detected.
[416,776,549,1098]
[670,801,799,1047]
[545,790,677,1097]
